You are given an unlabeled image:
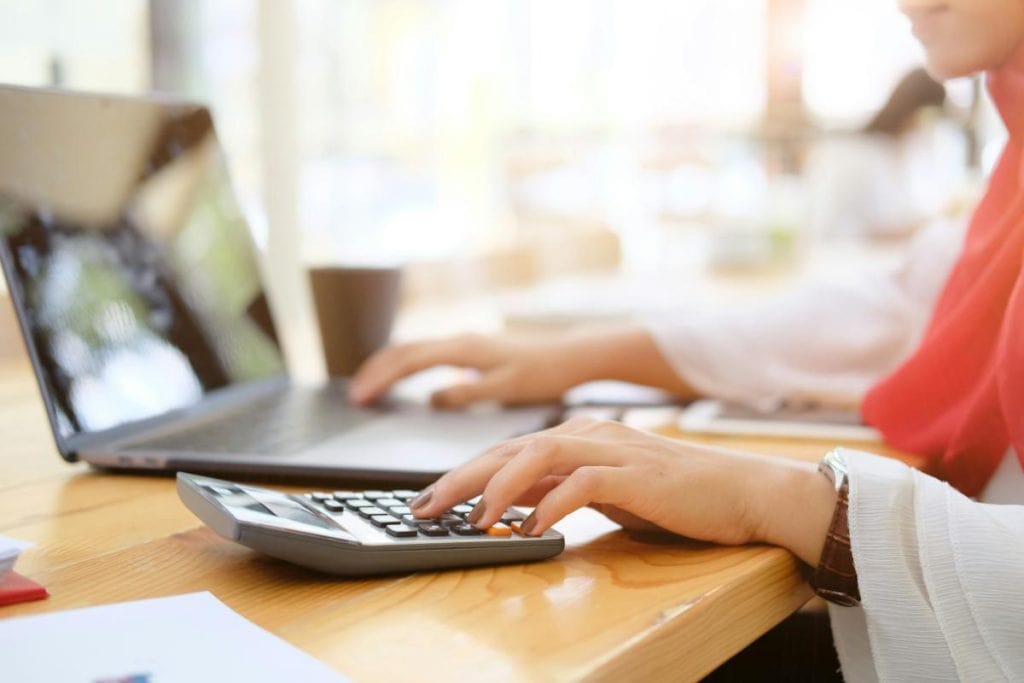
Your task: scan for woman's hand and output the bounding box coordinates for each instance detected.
[408,417,837,566]
[349,332,594,408]
[348,326,697,408]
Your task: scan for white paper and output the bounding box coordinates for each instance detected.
[0,592,350,683]
[0,534,32,575]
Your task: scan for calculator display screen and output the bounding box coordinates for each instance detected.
[216,489,338,532]
[261,500,337,531]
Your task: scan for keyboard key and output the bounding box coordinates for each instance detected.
[370,514,400,528]
[311,492,333,502]
[500,510,525,523]
[392,490,418,500]
[323,500,346,513]
[485,523,512,537]
[332,491,361,500]
[362,491,389,500]
[452,504,473,515]
[346,499,375,509]
[510,521,536,536]
[374,498,404,509]
[385,524,418,538]
[438,514,463,528]
[451,523,484,536]
[417,524,449,537]
[357,506,387,519]
[391,505,411,516]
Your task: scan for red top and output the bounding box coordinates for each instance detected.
[862,44,1024,497]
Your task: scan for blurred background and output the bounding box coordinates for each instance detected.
[0,0,1008,376]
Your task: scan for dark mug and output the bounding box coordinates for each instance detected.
[308,266,402,377]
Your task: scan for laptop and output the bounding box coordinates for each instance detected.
[0,85,553,484]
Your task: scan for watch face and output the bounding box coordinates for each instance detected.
[820,449,848,490]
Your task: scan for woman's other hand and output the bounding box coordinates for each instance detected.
[348,326,697,408]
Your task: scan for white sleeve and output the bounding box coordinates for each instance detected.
[828,450,1024,682]
[644,219,966,409]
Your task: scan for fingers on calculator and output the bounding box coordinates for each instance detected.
[307,489,527,539]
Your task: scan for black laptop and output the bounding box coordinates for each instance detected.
[0,85,551,484]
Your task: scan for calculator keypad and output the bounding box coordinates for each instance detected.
[305,489,531,542]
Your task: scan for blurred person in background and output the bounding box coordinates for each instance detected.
[350,0,1024,679]
[806,67,962,242]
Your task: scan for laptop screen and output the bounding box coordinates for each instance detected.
[0,88,285,441]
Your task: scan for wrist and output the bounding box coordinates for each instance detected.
[750,458,837,566]
[568,325,697,398]
[555,329,616,387]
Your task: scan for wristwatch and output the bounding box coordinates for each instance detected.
[818,447,849,492]
[810,448,861,606]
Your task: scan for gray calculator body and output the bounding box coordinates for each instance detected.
[177,472,564,576]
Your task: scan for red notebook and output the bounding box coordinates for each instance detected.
[0,571,48,606]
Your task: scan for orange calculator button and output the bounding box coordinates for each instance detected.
[509,521,525,535]
[486,523,513,536]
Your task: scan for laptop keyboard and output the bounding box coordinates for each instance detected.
[134,389,380,455]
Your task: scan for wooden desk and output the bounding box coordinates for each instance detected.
[0,357,915,681]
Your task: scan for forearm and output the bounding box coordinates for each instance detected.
[567,325,700,399]
[643,272,931,409]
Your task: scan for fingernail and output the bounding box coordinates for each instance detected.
[520,512,538,536]
[467,500,487,527]
[409,488,433,510]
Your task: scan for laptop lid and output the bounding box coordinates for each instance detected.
[0,86,287,462]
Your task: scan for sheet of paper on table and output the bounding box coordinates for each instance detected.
[0,591,350,683]
[0,534,32,575]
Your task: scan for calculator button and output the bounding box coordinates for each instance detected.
[357,506,387,519]
[391,505,411,516]
[439,515,463,528]
[362,491,389,500]
[403,514,439,525]
[500,510,525,523]
[485,523,512,537]
[451,523,484,536]
[510,521,535,536]
[370,514,401,528]
[418,524,449,537]
[332,491,361,500]
[311,492,333,502]
[385,524,418,538]
[346,499,375,509]
[393,490,418,500]
[323,500,346,513]
[374,498,404,509]
[452,504,473,515]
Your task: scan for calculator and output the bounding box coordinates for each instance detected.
[177,472,565,576]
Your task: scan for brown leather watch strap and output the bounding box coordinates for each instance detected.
[810,479,861,607]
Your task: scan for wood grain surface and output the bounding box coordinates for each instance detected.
[0,350,915,682]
